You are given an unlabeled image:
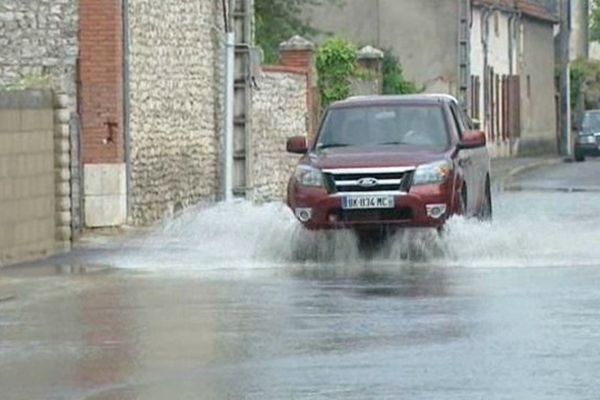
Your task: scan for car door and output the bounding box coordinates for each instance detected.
[449,102,476,215]
[456,104,489,212]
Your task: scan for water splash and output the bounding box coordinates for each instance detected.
[102,191,600,271]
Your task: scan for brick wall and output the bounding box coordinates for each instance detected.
[78,0,127,227]
[79,0,124,164]
[0,91,56,266]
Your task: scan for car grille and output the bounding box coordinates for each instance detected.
[323,168,414,194]
[332,208,414,223]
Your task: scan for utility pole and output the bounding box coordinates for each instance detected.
[559,0,572,157]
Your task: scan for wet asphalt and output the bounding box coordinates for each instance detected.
[1,158,600,400]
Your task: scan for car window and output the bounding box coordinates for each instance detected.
[317,104,449,151]
[449,103,464,139]
[458,106,473,130]
[582,111,600,133]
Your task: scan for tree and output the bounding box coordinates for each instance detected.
[255,0,338,64]
[591,0,600,41]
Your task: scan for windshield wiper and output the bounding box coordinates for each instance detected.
[317,143,351,149]
[378,141,409,146]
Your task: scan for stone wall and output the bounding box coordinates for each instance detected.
[127,0,225,224]
[0,1,78,100]
[252,68,308,203]
[0,0,81,236]
[0,90,56,267]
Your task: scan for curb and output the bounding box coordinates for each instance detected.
[0,294,16,303]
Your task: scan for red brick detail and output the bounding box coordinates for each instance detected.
[262,65,308,76]
[280,50,314,71]
[79,0,124,164]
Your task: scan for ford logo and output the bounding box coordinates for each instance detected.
[357,177,378,187]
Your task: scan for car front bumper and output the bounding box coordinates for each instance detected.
[288,182,456,231]
[575,142,600,156]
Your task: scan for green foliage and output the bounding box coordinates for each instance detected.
[255,0,337,64]
[591,0,600,42]
[570,58,600,111]
[0,74,51,91]
[316,38,357,107]
[382,50,421,95]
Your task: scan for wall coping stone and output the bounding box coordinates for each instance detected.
[0,90,53,110]
[357,45,384,60]
[279,35,315,51]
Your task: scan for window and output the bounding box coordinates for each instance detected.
[317,104,449,151]
[449,103,465,139]
[527,75,531,98]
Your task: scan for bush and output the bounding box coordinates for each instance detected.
[382,50,421,95]
[316,38,357,108]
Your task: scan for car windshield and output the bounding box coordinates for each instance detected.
[581,111,600,134]
[316,104,449,151]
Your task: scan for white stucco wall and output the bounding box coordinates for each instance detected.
[470,8,516,157]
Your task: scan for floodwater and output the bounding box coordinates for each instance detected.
[1,160,600,400]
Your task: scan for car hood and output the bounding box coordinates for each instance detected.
[306,146,449,170]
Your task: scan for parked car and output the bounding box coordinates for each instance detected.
[285,94,492,237]
[574,109,600,162]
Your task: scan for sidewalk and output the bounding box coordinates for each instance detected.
[490,157,561,190]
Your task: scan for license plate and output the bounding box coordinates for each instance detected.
[342,195,395,210]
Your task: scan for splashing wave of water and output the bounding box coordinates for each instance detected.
[105,191,600,271]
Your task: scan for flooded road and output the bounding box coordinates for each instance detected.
[1,159,600,400]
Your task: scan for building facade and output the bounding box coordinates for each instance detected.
[1,0,314,236]
[471,0,558,156]
[306,0,559,157]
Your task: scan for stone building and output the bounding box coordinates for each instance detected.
[1,0,314,235]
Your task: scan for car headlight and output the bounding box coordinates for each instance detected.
[578,135,596,144]
[413,160,453,186]
[294,165,324,187]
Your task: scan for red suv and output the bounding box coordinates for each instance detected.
[286,95,492,233]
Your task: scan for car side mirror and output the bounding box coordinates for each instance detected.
[286,136,308,154]
[458,130,486,149]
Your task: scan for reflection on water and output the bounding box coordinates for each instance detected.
[2,189,600,399]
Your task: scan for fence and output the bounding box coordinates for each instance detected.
[0,90,71,267]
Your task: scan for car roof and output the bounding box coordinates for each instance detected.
[329,94,459,108]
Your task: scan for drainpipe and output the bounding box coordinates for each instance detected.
[122,0,131,220]
[508,13,515,75]
[223,2,234,201]
[481,8,493,134]
[508,11,522,76]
